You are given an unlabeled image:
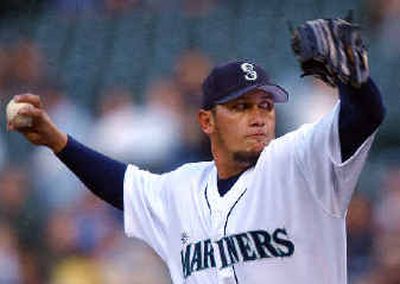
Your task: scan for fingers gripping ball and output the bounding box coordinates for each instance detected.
[6,99,33,128]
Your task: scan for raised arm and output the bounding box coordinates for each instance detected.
[7,94,126,210]
[338,78,386,161]
[290,16,386,161]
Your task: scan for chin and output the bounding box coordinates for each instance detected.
[249,141,268,154]
[253,144,266,154]
[233,150,262,167]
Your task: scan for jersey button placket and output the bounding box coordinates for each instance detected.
[212,203,225,239]
[218,267,236,284]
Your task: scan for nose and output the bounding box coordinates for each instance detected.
[249,107,266,127]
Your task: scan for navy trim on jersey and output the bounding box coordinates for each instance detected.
[218,172,242,197]
[233,267,239,284]
[223,188,248,235]
[223,188,247,284]
[204,185,211,215]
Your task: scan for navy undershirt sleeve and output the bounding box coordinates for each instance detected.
[56,136,127,210]
[338,78,386,162]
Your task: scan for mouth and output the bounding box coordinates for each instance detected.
[246,132,267,139]
[245,133,269,150]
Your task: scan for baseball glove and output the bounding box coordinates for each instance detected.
[290,13,369,88]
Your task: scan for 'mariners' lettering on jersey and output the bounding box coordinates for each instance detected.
[180,228,295,279]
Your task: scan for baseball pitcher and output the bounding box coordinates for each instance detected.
[7,16,385,283]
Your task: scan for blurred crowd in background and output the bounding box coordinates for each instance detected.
[0,0,399,283]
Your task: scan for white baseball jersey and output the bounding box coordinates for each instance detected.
[123,102,376,284]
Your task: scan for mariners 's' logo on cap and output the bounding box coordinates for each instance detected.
[241,63,258,81]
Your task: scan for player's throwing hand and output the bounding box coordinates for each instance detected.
[6,94,67,153]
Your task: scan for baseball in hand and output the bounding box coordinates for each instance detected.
[6,99,33,128]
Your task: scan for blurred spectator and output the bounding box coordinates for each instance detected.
[0,47,8,96]
[43,208,91,283]
[98,237,171,284]
[72,193,120,255]
[91,85,183,171]
[2,39,45,94]
[0,221,22,284]
[105,0,142,13]
[50,256,101,284]
[172,49,213,164]
[0,166,44,249]
[44,209,79,262]
[0,133,6,170]
[144,78,185,171]
[30,80,93,210]
[182,0,217,17]
[356,233,400,284]
[353,165,400,284]
[366,0,400,55]
[44,197,117,284]
[1,39,46,165]
[375,167,400,235]
[279,74,338,132]
[174,49,211,99]
[346,193,375,281]
[90,87,142,163]
[11,40,44,86]
[0,166,44,283]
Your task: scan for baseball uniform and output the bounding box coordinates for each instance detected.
[124,101,377,284]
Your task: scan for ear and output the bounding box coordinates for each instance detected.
[198,109,214,135]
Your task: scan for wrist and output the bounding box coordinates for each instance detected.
[50,130,68,154]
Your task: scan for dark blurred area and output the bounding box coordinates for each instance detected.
[0,0,399,283]
[0,1,45,17]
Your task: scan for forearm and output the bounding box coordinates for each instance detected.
[56,136,127,210]
[338,78,386,161]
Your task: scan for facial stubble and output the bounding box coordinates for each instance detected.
[213,123,262,169]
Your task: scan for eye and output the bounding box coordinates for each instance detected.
[259,100,274,111]
[231,102,247,111]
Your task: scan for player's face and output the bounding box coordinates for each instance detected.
[201,90,276,166]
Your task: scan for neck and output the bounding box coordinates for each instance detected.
[213,150,251,179]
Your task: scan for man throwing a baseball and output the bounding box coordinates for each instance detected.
[8,17,385,283]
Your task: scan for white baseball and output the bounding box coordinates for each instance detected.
[6,99,33,128]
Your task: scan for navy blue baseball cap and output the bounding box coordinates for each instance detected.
[201,61,289,110]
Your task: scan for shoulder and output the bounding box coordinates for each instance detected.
[158,161,214,197]
[257,120,321,168]
[165,161,214,180]
[125,161,213,183]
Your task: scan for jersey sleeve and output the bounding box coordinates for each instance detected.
[123,164,169,262]
[294,102,377,217]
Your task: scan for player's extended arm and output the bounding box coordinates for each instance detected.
[7,94,126,210]
[338,78,385,161]
[290,16,386,161]
[56,136,126,210]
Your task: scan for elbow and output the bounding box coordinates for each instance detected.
[374,100,386,126]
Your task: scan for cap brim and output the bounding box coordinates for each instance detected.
[215,83,289,104]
